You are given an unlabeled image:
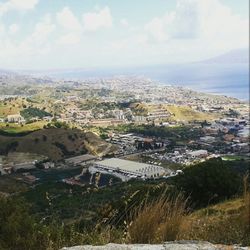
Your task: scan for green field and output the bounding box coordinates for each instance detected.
[0,121,47,133]
[222,155,249,161]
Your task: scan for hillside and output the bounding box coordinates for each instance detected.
[164,105,217,122]
[133,103,218,122]
[180,197,249,245]
[201,48,249,64]
[0,128,117,161]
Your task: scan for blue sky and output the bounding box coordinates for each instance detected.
[0,0,249,69]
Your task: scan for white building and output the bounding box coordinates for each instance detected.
[187,150,208,158]
[95,158,167,178]
[65,154,98,166]
[7,114,25,123]
[200,136,216,144]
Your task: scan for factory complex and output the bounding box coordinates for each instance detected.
[95,158,168,179]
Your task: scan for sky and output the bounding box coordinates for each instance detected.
[0,0,249,70]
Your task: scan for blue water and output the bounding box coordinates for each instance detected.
[131,63,249,101]
[49,63,249,101]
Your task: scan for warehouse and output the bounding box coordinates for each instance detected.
[187,150,208,158]
[65,154,98,166]
[95,158,167,179]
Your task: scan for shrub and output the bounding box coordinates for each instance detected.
[172,158,241,207]
[243,174,250,232]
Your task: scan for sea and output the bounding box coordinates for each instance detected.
[145,63,249,101]
[47,62,249,101]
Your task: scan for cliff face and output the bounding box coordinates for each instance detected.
[61,241,249,250]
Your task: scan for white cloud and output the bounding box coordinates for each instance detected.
[8,14,55,59]
[82,6,112,32]
[145,17,168,42]
[56,7,82,31]
[0,0,248,69]
[57,33,80,45]
[8,23,19,34]
[144,0,249,50]
[28,14,55,45]
[120,18,129,27]
[0,0,38,16]
[0,22,5,35]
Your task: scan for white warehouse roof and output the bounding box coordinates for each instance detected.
[188,150,208,157]
[96,158,166,177]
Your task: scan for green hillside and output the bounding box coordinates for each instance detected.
[0,128,117,161]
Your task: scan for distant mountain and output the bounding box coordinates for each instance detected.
[201,48,249,64]
[0,68,18,76]
[0,69,54,86]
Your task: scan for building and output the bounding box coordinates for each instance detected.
[95,158,167,178]
[187,150,208,158]
[42,162,55,169]
[200,136,216,144]
[90,119,125,127]
[133,116,147,123]
[7,114,25,123]
[12,162,36,172]
[65,154,98,166]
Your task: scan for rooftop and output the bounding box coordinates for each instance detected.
[97,158,160,173]
[65,154,97,164]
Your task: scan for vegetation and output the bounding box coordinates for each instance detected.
[0,175,249,249]
[127,192,187,243]
[0,147,249,249]
[171,158,242,207]
[20,107,51,120]
[164,105,217,122]
[0,121,47,134]
[112,124,204,142]
[0,128,116,160]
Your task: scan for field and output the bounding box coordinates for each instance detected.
[164,105,218,122]
[222,155,249,161]
[0,121,47,133]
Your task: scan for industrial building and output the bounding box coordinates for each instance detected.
[65,154,98,166]
[95,158,167,178]
[187,150,208,158]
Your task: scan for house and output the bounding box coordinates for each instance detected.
[200,136,216,144]
[7,114,25,123]
[42,162,55,169]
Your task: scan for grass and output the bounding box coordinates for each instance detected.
[1,175,250,249]
[0,121,47,133]
[126,192,188,243]
[177,175,250,246]
[132,103,218,122]
[164,105,217,122]
[222,155,249,161]
[243,174,250,232]
[0,128,116,161]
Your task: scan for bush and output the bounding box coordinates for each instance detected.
[172,158,241,207]
[0,197,44,250]
[20,107,51,120]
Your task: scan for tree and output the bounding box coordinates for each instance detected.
[0,197,42,250]
[173,158,241,207]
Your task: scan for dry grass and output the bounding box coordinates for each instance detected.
[243,174,250,232]
[126,193,188,244]
[178,174,250,246]
[0,128,115,161]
